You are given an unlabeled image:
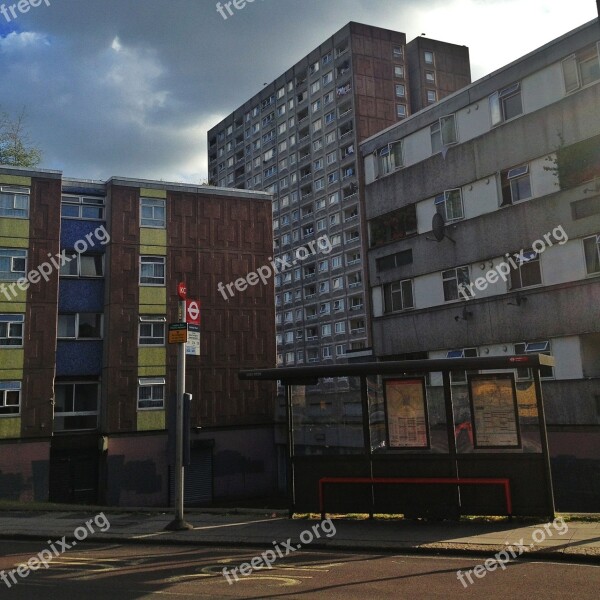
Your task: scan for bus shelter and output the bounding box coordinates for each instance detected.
[240,354,555,519]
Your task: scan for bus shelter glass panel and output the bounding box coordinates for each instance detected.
[291,376,364,455]
[367,373,448,453]
[450,371,542,453]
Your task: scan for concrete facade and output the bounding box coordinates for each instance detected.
[360,20,600,511]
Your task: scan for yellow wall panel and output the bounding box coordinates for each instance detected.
[0,417,21,439]
[137,411,166,431]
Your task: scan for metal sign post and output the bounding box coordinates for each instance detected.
[166,283,193,531]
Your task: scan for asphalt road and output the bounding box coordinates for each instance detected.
[0,541,598,599]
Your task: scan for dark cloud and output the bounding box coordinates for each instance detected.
[0,0,595,181]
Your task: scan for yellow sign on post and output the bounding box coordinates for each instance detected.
[168,323,188,344]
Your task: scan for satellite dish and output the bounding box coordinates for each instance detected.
[427,212,456,244]
[432,213,445,242]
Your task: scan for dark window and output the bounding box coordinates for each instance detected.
[377,249,413,272]
[369,205,417,248]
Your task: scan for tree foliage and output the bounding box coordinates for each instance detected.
[0,107,42,168]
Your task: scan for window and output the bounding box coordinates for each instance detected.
[334,321,346,334]
[0,381,20,415]
[515,341,553,379]
[0,186,29,218]
[54,382,99,430]
[336,344,346,356]
[427,90,437,103]
[490,82,523,125]
[278,122,287,135]
[376,249,413,272]
[501,165,532,206]
[58,313,103,339]
[394,66,404,78]
[0,314,24,346]
[447,348,478,384]
[424,51,434,64]
[325,111,335,125]
[395,84,406,97]
[140,256,165,285]
[322,324,332,337]
[312,99,321,113]
[324,91,334,105]
[137,378,165,410]
[332,276,343,290]
[329,191,339,205]
[369,205,417,247]
[562,44,600,93]
[314,158,324,171]
[435,189,464,222]
[61,195,105,220]
[313,118,322,133]
[140,198,166,228]
[442,266,472,301]
[430,115,457,154]
[510,250,542,290]
[0,248,26,281]
[139,316,166,346]
[311,81,321,94]
[425,70,435,82]
[396,104,407,118]
[393,46,403,58]
[323,346,332,359]
[333,299,345,311]
[325,131,336,145]
[327,171,339,184]
[323,71,333,86]
[378,140,403,175]
[277,86,285,99]
[383,280,414,313]
[60,254,104,278]
[583,234,600,275]
[322,52,332,65]
[331,255,342,268]
[326,151,337,165]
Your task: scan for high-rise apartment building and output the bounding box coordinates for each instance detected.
[207,23,470,375]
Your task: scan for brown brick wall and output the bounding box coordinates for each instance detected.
[104,185,276,433]
[166,191,276,428]
[21,177,61,438]
[351,24,408,142]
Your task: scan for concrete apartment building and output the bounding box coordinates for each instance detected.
[0,166,276,506]
[361,19,600,510]
[207,22,470,378]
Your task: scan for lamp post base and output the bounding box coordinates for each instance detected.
[165,518,194,531]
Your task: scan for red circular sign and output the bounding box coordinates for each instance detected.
[177,281,187,300]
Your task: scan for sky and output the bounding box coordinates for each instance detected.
[0,0,597,183]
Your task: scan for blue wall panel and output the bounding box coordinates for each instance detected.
[60,219,107,251]
[56,341,103,376]
[58,280,104,312]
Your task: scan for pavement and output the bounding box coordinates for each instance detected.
[0,508,598,564]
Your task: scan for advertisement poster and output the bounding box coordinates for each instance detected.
[384,379,429,448]
[469,374,521,448]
